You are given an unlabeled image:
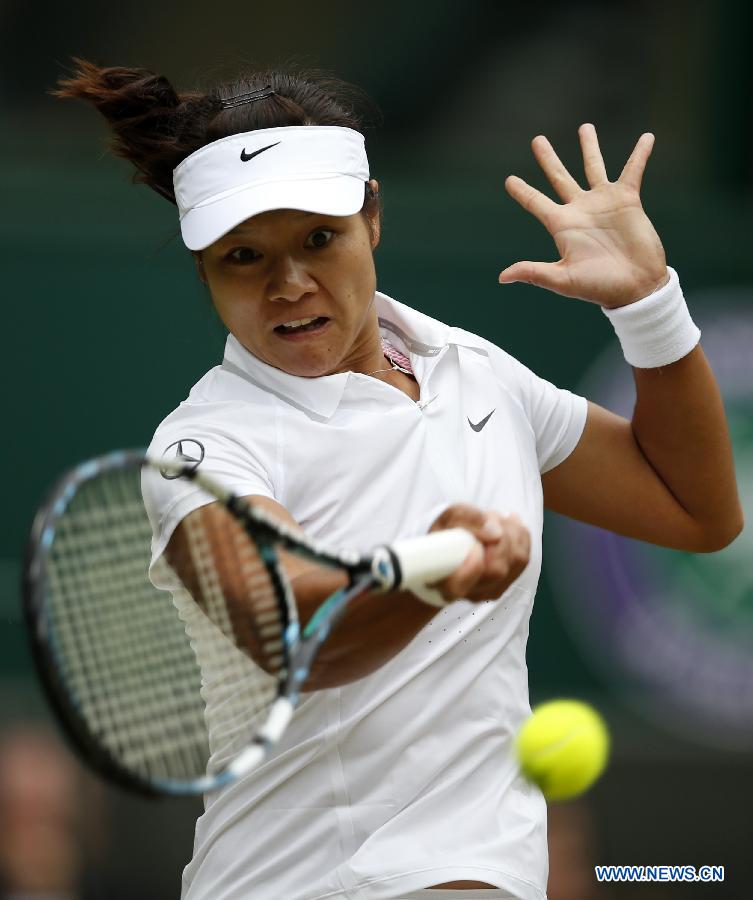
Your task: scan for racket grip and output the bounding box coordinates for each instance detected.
[389,528,478,608]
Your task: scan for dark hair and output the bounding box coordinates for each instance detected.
[52,58,382,244]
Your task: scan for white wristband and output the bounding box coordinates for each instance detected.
[600,267,701,369]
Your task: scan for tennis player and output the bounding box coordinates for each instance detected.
[56,60,743,900]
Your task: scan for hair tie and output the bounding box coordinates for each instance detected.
[219,86,276,110]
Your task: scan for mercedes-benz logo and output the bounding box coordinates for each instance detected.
[160,439,205,480]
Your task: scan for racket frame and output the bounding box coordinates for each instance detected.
[23,450,168,796]
[22,449,397,796]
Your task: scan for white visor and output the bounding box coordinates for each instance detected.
[172,125,370,251]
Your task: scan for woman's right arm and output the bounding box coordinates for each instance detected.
[164,495,531,690]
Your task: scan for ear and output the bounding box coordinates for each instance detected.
[368,178,381,250]
[193,251,207,285]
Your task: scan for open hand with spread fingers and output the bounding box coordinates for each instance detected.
[498,123,669,309]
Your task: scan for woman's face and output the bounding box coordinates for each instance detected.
[197,180,381,378]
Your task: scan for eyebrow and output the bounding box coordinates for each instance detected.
[225,211,316,237]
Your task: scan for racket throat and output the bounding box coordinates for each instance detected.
[370,546,401,591]
[224,697,296,782]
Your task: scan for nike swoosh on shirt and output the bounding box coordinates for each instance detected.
[240,142,281,162]
[468,410,495,432]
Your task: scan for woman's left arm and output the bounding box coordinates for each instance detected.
[499,124,744,552]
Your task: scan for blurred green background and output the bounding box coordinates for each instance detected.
[1,0,751,897]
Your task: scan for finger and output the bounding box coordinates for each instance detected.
[481,517,525,572]
[498,260,572,295]
[504,175,558,227]
[618,132,655,192]
[531,135,581,202]
[467,520,531,601]
[431,506,507,550]
[433,541,485,600]
[431,503,487,533]
[578,123,609,187]
[479,510,504,542]
[454,540,485,585]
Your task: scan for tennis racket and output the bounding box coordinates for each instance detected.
[23,449,475,797]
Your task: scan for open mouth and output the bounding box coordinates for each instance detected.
[274,316,330,336]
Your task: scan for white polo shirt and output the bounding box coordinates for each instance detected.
[144,289,588,900]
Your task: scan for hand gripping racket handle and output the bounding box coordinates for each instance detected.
[388,527,478,608]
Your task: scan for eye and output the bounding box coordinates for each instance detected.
[226,247,260,264]
[224,228,335,264]
[305,228,335,249]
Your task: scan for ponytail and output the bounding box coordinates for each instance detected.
[53,57,218,203]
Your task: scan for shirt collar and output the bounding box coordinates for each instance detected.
[221,290,453,420]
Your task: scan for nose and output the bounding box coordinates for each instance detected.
[266,255,318,304]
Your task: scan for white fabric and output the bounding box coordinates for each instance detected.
[143,290,588,900]
[173,126,369,250]
[600,266,700,368]
[396,891,512,899]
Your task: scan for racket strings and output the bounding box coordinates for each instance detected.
[43,465,291,784]
[176,506,287,673]
[47,470,208,780]
[171,504,288,770]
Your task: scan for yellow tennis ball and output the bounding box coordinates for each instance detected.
[515,699,610,801]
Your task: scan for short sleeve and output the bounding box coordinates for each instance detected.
[142,406,277,566]
[486,345,589,475]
